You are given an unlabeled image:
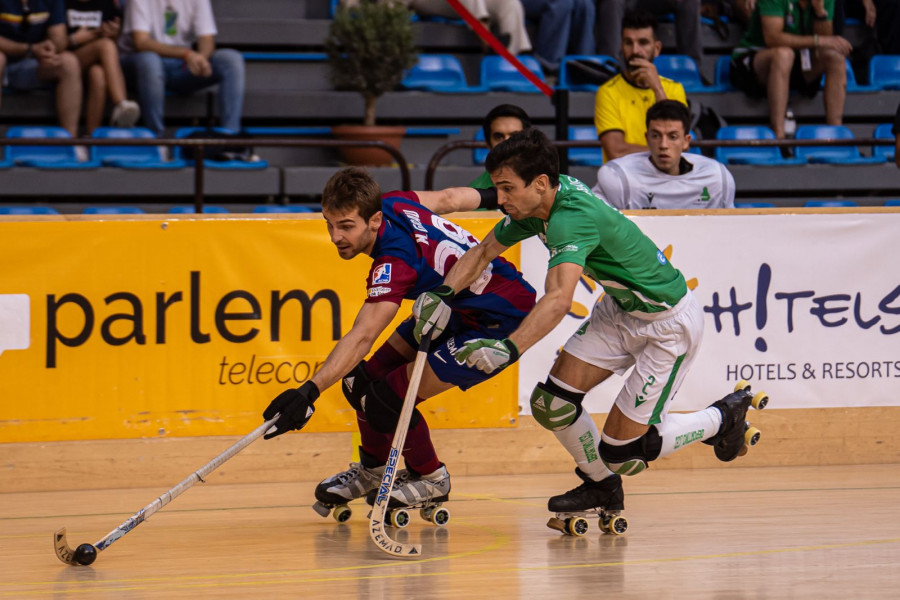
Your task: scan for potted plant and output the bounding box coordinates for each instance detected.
[325,0,418,166]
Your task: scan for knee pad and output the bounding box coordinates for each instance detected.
[362,377,422,434]
[530,379,584,431]
[599,427,662,476]
[342,361,371,411]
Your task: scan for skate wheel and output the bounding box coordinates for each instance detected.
[389,509,410,528]
[752,391,769,410]
[745,426,761,446]
[734,379,751,393]
[605,515,628,536]
[566,517,589,537]
[332,504,352,523]
[430,507,450,527]
[311,501,330,518]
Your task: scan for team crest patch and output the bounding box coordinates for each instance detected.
[373,264,392,284]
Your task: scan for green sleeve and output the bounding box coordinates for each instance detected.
[757,0,788,17]
[492,215,541,247]
[545,206,599,270]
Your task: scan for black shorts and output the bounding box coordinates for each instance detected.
[730,51,821,99]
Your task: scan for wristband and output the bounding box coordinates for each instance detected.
[476,186,499,210]
[432,284,456,300]
[502,338,520,363]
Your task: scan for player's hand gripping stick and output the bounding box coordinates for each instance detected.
[412,285,454,342]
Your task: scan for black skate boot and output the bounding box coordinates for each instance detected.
[703,389,753,462]
[547,470,627,536]
[312,448,385,522]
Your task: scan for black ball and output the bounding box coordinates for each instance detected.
[73,543,97,566]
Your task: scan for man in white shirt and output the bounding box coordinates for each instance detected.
[593,100,735,210]
[118,0,244,135]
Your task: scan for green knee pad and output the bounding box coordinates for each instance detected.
[530,381,580,431]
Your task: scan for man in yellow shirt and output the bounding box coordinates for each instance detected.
[594,10,687,164]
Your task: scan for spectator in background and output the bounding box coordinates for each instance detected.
[596,0,703,70]
[593,100,735,209]
[66,0,140,133]
[342,0,532,58]
[893,102,899,169]
[594,10,687,163]
[521,0,595,76]
[119,0,245,135]
[470,103,531,188]
[730,0,850,140]
[0,0,83,136]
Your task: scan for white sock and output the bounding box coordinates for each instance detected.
[655,408,723,459]
[552,409,615,481]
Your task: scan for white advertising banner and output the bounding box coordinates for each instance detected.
[518,212,900,413]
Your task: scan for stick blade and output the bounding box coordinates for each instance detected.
[369,516,423,558]
[53,528,77,565]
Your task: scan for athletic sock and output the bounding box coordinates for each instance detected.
[384,365,441,475]
[551,407,615,482]
[654,408,723,459]
[366,342,408,379]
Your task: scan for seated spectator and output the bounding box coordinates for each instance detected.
[521,0,595,75]
[595,10,687,163]
[730,0,850,140]
[0,0,82,136]
[342,0,532,57]
[596,0,703,70]
[66,0,140,133]
[471,103,531,188]
[592,99,735,209]
[893,102,899,170]
[119,0,245,136]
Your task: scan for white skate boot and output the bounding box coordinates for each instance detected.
[367,464,451,528]
[312,449,385,522]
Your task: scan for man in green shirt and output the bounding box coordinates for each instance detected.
[412,129,762,531]
[730,0,851,139]
[469,104,531,189]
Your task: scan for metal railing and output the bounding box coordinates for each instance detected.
[2,137,412,211]
[424,137,897,190]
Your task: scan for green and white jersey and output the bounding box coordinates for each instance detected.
[493,175,688,314]
[469,170,494,189]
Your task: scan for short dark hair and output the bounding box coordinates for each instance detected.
[321,167,382,221]
[622,9,658,38]
[646,100,691,134]
[485,128,560,189]
[482,104,532,142]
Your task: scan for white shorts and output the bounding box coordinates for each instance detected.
[562,290,704,425]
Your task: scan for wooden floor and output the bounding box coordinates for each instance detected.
[3,464,900,599]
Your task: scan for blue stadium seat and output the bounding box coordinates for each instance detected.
[568,126,602,166]
[83,206,145,214]
[715,126,803,166]
[252,205,314,213]
[885,199,900,206]
[173,127,269,170]
[473,129,488,165]
[0,205,59,214]
[91,127,186,169]
[872,123,896,161]
[804,200,859,207]
[169,205,231,213]
[6,126,100,168]
[653,55,725,92]
[734,202,776,208]
[558,55,617,92]
[868,55,900,90]
[794,125,885,164]
[714,56,736,91]
[241,52,327,62]
[402,54,475,92]
[479,55,546,92]
[845,58,879,92]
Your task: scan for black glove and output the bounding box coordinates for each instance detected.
[263,381,319,440]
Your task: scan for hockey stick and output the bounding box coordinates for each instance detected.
[54,415,278,566]
[368,331,432,558]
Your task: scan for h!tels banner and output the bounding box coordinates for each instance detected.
[0,217,518,442]
[519,212,900,414]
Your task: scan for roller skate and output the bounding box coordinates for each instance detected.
[366,464,452,528]
[546,470,628,537]
[703,380,769,462]
[312,448,385,523]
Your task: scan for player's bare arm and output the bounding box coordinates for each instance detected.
[506,261,583,354]
[416,187,484,215]
[311,300,400,391]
